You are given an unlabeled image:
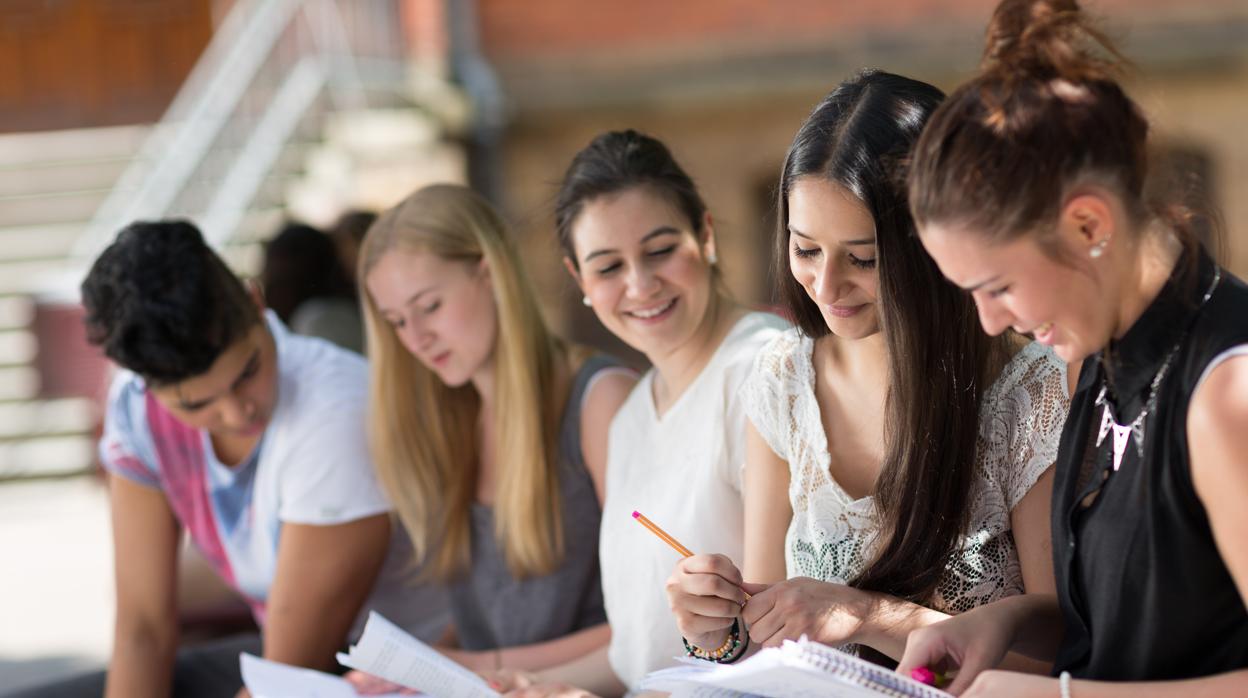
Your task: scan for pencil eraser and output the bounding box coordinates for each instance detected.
[632,510,640,518]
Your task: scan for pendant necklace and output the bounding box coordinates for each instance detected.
[1094,266,1221,472]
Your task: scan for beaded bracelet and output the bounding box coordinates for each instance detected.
[683,619,746,663]
[722,621,749,664]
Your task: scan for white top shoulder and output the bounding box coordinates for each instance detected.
[262,312,390,524]
[601,312,790,688]
[744,334,1069,614]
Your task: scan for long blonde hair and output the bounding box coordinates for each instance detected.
[360,184,566,581]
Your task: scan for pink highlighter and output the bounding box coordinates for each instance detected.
[910,666,949,688]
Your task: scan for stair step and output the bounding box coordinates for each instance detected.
[0,259,81,297]
[0,158,130,198]
[0,297,35,330]
[0,398,96,441]
[0,366,39,401]
[0,224,83,264]
[0,125,151,168]
[0,330,37,367]
[0,434,96,479]
[0,189,112,228]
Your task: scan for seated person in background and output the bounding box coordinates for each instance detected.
[18,220,446,698]
[328,209,376,289]
[261,221,364,354]
[346,184,635,694]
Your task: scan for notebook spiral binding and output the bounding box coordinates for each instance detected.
[785,640,949,698]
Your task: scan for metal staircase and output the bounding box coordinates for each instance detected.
[0,0,418,479]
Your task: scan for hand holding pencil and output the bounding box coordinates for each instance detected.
[633,511,752,653]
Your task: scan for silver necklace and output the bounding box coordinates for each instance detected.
[1094,267,1221,472]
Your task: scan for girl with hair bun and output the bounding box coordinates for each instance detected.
[899,1,1248,695]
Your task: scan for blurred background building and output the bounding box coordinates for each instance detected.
[1,0,1245,690]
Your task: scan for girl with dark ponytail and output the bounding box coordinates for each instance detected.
[899,1,1248,695]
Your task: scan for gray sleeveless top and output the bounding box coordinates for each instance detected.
[447,355,621,650]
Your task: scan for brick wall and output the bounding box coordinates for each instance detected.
[478,0,1246,60]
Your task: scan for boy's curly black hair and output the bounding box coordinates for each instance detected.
[81,220,260,386]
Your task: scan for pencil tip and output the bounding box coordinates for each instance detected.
[631,510,640,518]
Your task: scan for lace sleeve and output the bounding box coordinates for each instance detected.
[997,344,1072,511]
[740,330,800,463]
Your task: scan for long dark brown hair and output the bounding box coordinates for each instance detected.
[777,70,1013,606]
[908,0,1209,271]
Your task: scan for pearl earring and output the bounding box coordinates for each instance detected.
[1089,240,1108,259]
[708,251,719,265]
[582,295,592,307]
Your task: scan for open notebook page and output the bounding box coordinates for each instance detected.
[639,637,953,698]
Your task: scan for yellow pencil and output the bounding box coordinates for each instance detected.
[631,510,751,599]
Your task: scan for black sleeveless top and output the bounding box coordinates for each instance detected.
[446,355,620,650]
[1052,251,1248,680]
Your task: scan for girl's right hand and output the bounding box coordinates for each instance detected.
[896,603,1016,696]
[664,553,748,651]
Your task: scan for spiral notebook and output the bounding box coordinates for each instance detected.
[638,637,953,698]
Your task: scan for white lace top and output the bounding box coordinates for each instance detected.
[743,330,1070,613]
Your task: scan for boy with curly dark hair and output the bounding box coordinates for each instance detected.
[22,221,445,698]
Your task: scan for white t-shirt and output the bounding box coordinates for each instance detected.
[600,312,789,688]
[100,311,447,640]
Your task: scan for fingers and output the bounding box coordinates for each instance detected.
[505,684,594,698]
[740,584,777,627]
[668,594,739,639]
[344,671,404,695]
[676,571,748,606]
[740,584,785,646]
[666,556,748,620]
[481,669,537,692]
[896,625,950,677]
[943,651,995,696]
[739,581,771,596]
[899,628,992,697]
[747,610,788,648]
[679,554,745,588]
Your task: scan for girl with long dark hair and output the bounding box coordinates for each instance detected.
[667,69,1070,665]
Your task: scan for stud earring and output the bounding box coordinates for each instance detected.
[708,251,719,266]
[1089,239,1108,259]
[582,295,592,307]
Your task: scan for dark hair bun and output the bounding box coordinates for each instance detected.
[982,0,1123,84]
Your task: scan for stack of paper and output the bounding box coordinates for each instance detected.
[240,653,409,698]
[336,611,500,698]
